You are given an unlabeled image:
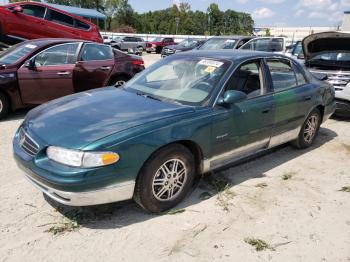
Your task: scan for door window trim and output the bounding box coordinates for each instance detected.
[78,43,114,62]
[21,42,83,68]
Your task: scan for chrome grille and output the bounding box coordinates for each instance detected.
[164,48,174,54]
[310,70,350,91]
[19,128,39,156]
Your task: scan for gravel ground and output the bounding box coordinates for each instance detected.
[0,53,349,262]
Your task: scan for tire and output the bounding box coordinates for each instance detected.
[146,51,151,54]
[111,75,129,87]
[0,92,10,120]
[155,46,162,54]
[134,144,195,213]
[292,108,321,149]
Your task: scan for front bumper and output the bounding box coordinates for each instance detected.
[146,47,156,52]
[17,160,135,206]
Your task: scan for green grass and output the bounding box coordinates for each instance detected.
[45,218,80,235]
[244,238,272,251]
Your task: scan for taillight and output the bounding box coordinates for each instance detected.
[133,60,144,66]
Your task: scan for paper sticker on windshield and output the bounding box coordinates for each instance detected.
[24,44,37,49]
[198,59,223,68]
[205,66,216,73]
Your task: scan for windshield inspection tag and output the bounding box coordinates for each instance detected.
[198,59,223,68]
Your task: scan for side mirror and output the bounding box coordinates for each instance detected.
[12,6,23,13]
[25,59,36,70]
[217,90,247,106]
[297,53,305,60]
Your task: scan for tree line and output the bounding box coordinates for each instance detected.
[11,0,254,35]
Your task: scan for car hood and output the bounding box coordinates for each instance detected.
[303,31,350,61]
[165,44,192,51]
[24,87,195,149]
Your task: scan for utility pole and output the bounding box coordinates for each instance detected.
[175,17,180,35]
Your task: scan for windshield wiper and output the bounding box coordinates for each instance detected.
[136,92,162,102]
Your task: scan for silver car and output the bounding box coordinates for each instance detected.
[111,36,146,51]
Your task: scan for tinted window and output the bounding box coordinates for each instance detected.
[22,4,45,18]
[123,37,133,42]
[34,43,79,66]
[48,9,74,27]
[226,60,264,98]
[241,38,284,52]
[75,19,90,30]
[199,38,237,50]
[267,59,298,91]
[80,44,113,61]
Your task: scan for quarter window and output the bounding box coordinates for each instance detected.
[21,4,46,18]
[75,19,90,30]
[80,44,113,61]
[226,60,264,98]
[266,59,298,91]
[48,9,74,27]
[294,66,307,86]
[34,43,79,66]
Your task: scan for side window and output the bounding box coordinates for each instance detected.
[80,44,113,61]
[75,20,90,30]
[266,59,298,91]
[294,65,307,86]
[21,4,45,18]
[226,60,264,98]
[241,38,283,52]
[34,43,79,66]
[48,9,74,28]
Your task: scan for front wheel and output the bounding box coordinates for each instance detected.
[292,108,321,149]
[134,144,195,213]
[0,92,10,120]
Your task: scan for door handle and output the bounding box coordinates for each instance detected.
[303,96,312,101]
[57,71,70,76]
[100,66,111,71]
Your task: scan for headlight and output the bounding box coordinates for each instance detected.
[47,146,119,168]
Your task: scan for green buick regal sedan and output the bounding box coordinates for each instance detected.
[13,50,335,213]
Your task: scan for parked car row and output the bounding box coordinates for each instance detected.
[0,38,144,119]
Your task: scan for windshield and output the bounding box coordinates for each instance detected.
[199,38,237,50]
[0,42,38,65]
[179,39,198,48]
[125,57,230,106]
[310,52,350,62]
[152,37,163,42]
[241,38,283,52]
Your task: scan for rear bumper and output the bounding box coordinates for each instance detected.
[335,99,350,116]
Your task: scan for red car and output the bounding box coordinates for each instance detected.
[0,2,103,44]
[146,37,177,54]
[0,39,144,119]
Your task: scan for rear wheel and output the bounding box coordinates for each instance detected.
[292,108,321,149]
[134,144,195,213]
[0,92,10,120]
[155,46,162,54]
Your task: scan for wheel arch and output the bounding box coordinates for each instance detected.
[108,73,131,86]
[0,89,11,110]
[316,104,325,122]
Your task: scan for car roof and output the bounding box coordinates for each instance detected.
[176,49,291,62]
[208,35,255,40]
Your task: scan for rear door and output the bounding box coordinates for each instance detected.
[265,58,313,147]
[17,42,80,104]
[6,4,47,39]
[73,43,115,92]
[210,59,275,168]
[44,8,77,39]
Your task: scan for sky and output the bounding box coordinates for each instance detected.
[128,0,350,27]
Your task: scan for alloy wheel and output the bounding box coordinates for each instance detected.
[115,80,126,87]
[152,159,187,201]
[303,114,319,143]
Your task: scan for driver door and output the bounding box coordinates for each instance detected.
[17,43,80,105]
[210,59,275,169]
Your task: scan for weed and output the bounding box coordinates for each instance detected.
[339,186,350,193]
[244,238,272,251]
[255,182,268,188]
[45,218,80,235]
[282,171,297,180]
[164,209,186,215]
